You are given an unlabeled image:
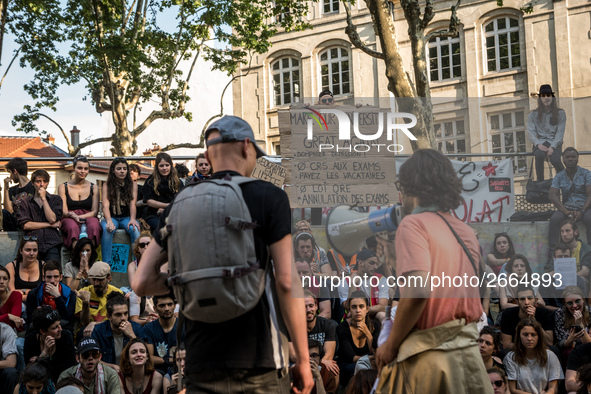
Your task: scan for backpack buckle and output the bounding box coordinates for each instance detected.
[222,268,235,278]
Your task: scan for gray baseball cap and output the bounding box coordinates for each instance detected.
[205,116,266,158]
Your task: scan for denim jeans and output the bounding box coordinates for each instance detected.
[186,368,290,394]
[100,217,140,265]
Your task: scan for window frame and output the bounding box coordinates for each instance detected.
[435,118,468,155]
[318,46,351,97]
[270,56,301,108]
[427,35,462,83]
[488,110,527,174]
[483,16,522,74]
[322,0,339,15]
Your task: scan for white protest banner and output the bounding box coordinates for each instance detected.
[395,158,514,223]
[450,159,515,223]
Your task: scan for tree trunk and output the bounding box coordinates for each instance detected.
[110,102,136,156]
[366,0,435,150]
[0,0,8,68]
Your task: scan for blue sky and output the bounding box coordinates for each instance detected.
[0,31,104,154]
[0,7,232,156]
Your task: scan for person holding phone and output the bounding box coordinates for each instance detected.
[554,286,590,366]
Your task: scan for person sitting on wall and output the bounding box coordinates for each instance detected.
[2,158,35,232]
[548,147,591,251]
[527,84,566,181]
[17,169,63,262]
[58,156,101,251]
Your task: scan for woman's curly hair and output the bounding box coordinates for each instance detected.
[398,149,464,212]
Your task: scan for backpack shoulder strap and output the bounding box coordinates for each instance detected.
[434,212,480,277]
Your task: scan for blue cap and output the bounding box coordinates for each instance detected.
[205,116,266,158]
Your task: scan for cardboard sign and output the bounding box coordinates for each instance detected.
[251,158,286,187]
[281,106,403,207]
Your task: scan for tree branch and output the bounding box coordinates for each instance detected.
[123,0,138,34]
[343,1,384,59]
[73,135,115,156]
[422,0,435,28]
[425,0,462,41]
[153,142,204,153]
[0,44,22,89]
[130,0,144,45]
[36,113,74,154]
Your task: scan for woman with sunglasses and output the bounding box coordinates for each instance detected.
[488,367,509,394]
[24,306,76,383]
[6,237,44,298]
[101,158,141,266]
[118,338,162,394]
[503,318,562,394]
[479,326,504,370]
[554,286,590,360]
[143,153,181,232]
[13,362,56,394]
[527,84,566,181]
[129,232,159,326]
[58,155,100,250]
[63,237,98,291]
[499,254,545,310]
[487,233,516,276]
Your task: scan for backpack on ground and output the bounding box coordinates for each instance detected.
[164,174,266,323]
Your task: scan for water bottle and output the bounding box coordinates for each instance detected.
[80,223,88,239]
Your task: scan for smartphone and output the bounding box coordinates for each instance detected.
[570,325,583,332]
[79,218,86,222]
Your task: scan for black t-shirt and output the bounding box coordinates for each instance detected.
[143,175,179,218]
[336,320,381,364]
[155,171,291,372]
[8,182,35,222]
[500,307,555,340]
[308,316,336,346]
[566,342,591,371]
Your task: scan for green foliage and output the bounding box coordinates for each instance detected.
[6,0,311,154]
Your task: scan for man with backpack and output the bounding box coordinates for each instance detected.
[132,115,313,394]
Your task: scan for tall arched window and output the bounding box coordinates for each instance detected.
[427,35,461,82]
[484,17,521,73]
[271,57,300,106]
[319,47,350,96]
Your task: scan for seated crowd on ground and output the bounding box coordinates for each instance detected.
[0,156,188,394]
[1,140,591,393]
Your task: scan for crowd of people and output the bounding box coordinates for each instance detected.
[0,154,203,394]
[0,94,588,394]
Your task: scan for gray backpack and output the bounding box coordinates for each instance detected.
[164,175,266,323]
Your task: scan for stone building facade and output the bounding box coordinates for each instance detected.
[232,0,591,182]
